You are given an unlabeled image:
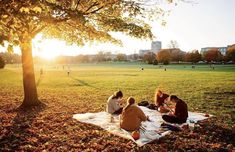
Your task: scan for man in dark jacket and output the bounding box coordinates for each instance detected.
[162,95,188,124]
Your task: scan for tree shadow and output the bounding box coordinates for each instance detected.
[36,75,43,86]
[0,103,46,151]
[204,91,235,95]
[70,76,97,88]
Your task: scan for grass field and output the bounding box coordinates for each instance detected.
[0,62,235,151]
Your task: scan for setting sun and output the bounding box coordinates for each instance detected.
[32,35,67,60]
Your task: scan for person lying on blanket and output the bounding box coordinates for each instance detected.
[155,89,170,113]
[106,90,123,115]
[120,97,149,131]
[162,95,188,124]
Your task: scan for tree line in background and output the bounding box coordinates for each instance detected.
[0,46,235,67]
[146,47,235,65]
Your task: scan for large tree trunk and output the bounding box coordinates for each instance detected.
[20,36,40,107]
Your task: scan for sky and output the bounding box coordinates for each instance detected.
[1,0,235,59]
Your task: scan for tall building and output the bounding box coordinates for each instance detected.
[151,41,162,54]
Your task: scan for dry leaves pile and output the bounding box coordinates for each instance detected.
[0,90,234,152]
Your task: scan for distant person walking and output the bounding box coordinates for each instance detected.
[106,91,123,115]
[212,64,215,70]
[67,66,71,76]
[162,95,188,124]
[40,68,43,75]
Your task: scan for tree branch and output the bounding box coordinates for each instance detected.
[75,0,81,10]
[86,5,104,15]
[85,1,99,13]
[32,24,47,37]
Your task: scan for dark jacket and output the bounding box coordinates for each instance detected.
[174,99,188,121]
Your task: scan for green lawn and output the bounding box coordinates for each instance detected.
[0,63,235,151]
[2,63,235,122]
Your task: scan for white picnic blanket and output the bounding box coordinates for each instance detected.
[73,106,211,146]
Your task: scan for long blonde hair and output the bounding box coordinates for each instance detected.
[123,97,135,111]
[155,89,162,101]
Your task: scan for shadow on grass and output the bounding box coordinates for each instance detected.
[0,103,46,151]
[70,76,97,88]
[204,91,235,95]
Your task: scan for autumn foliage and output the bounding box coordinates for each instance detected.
[157,50,171,64]
[226,45,235,62]
[143,52,156,64]
[204,48,223,62]
[184,50,202,63]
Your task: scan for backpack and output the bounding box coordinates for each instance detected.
[147,104,158,110]
[138,100,149,107]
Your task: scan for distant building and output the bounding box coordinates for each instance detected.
[139,49,150,56]
[201,47,227,55]
[151,41,162,54]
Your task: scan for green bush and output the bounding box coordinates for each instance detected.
[0,56,5,69]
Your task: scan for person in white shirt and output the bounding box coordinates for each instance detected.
[106,91,123,115]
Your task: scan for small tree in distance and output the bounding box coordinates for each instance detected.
[157,50,171,64]
[204,49,223,62]
[226,45,235,62]
[116,53,127,61]
[143,52,156,64]
[184,50,202,63]
[168,40,179,49]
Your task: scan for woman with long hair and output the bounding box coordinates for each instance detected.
[155,89,170,113]
[106,90,123,115]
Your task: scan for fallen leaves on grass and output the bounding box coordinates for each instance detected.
[0,90,234,151]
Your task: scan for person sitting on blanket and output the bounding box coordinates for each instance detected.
[155,89,170,113]
[162,95,188,124]
[106,90,123,115]
[120,97,149,131]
